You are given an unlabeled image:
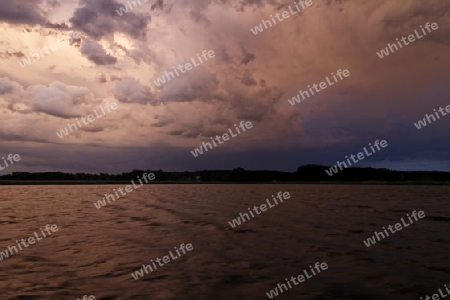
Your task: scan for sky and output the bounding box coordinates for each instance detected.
[0,0,449,174]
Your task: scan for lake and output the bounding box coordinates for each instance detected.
[0,184,449,299]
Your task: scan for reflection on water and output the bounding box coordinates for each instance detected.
[0,184,449,299]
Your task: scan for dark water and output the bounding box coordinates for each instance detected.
[0,184,449,299]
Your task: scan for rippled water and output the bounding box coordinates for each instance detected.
[0,184,449,299]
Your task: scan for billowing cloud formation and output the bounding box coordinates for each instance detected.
[27,81,92,118]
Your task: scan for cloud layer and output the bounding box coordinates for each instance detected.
[0,0,449,172]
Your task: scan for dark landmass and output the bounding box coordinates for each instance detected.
[1,165,450,184]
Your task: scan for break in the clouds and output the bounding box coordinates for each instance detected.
[0,0,449,173]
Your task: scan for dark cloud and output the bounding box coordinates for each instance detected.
[0,0,46,25]
[46,0,61,8]
[381,1,450,45]
[167,128,203,138]
[81,40,117,65]
[260,79,266,88]
[0,0,68,28]
[232,86,283,122]
[241,47,255,65]
[110,75,121,81]
[152,116,173,128]
[0,130,50,144]
[0,51,25,59]
[184,1,211,24]
[189,10,210,25]
[127,44,153,65]
[97,74,108,83]
[151,0,164,11]
[240,70,257,86]
[69,0,150,41]
[230,0,286,12]
[80,126,104,133]
[45,22,69,29]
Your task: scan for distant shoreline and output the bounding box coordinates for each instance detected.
[2,165,450,185]
[1,180,449,185]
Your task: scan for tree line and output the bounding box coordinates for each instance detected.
[0,165,449,183]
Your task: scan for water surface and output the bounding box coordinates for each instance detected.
[0,184,449,299]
